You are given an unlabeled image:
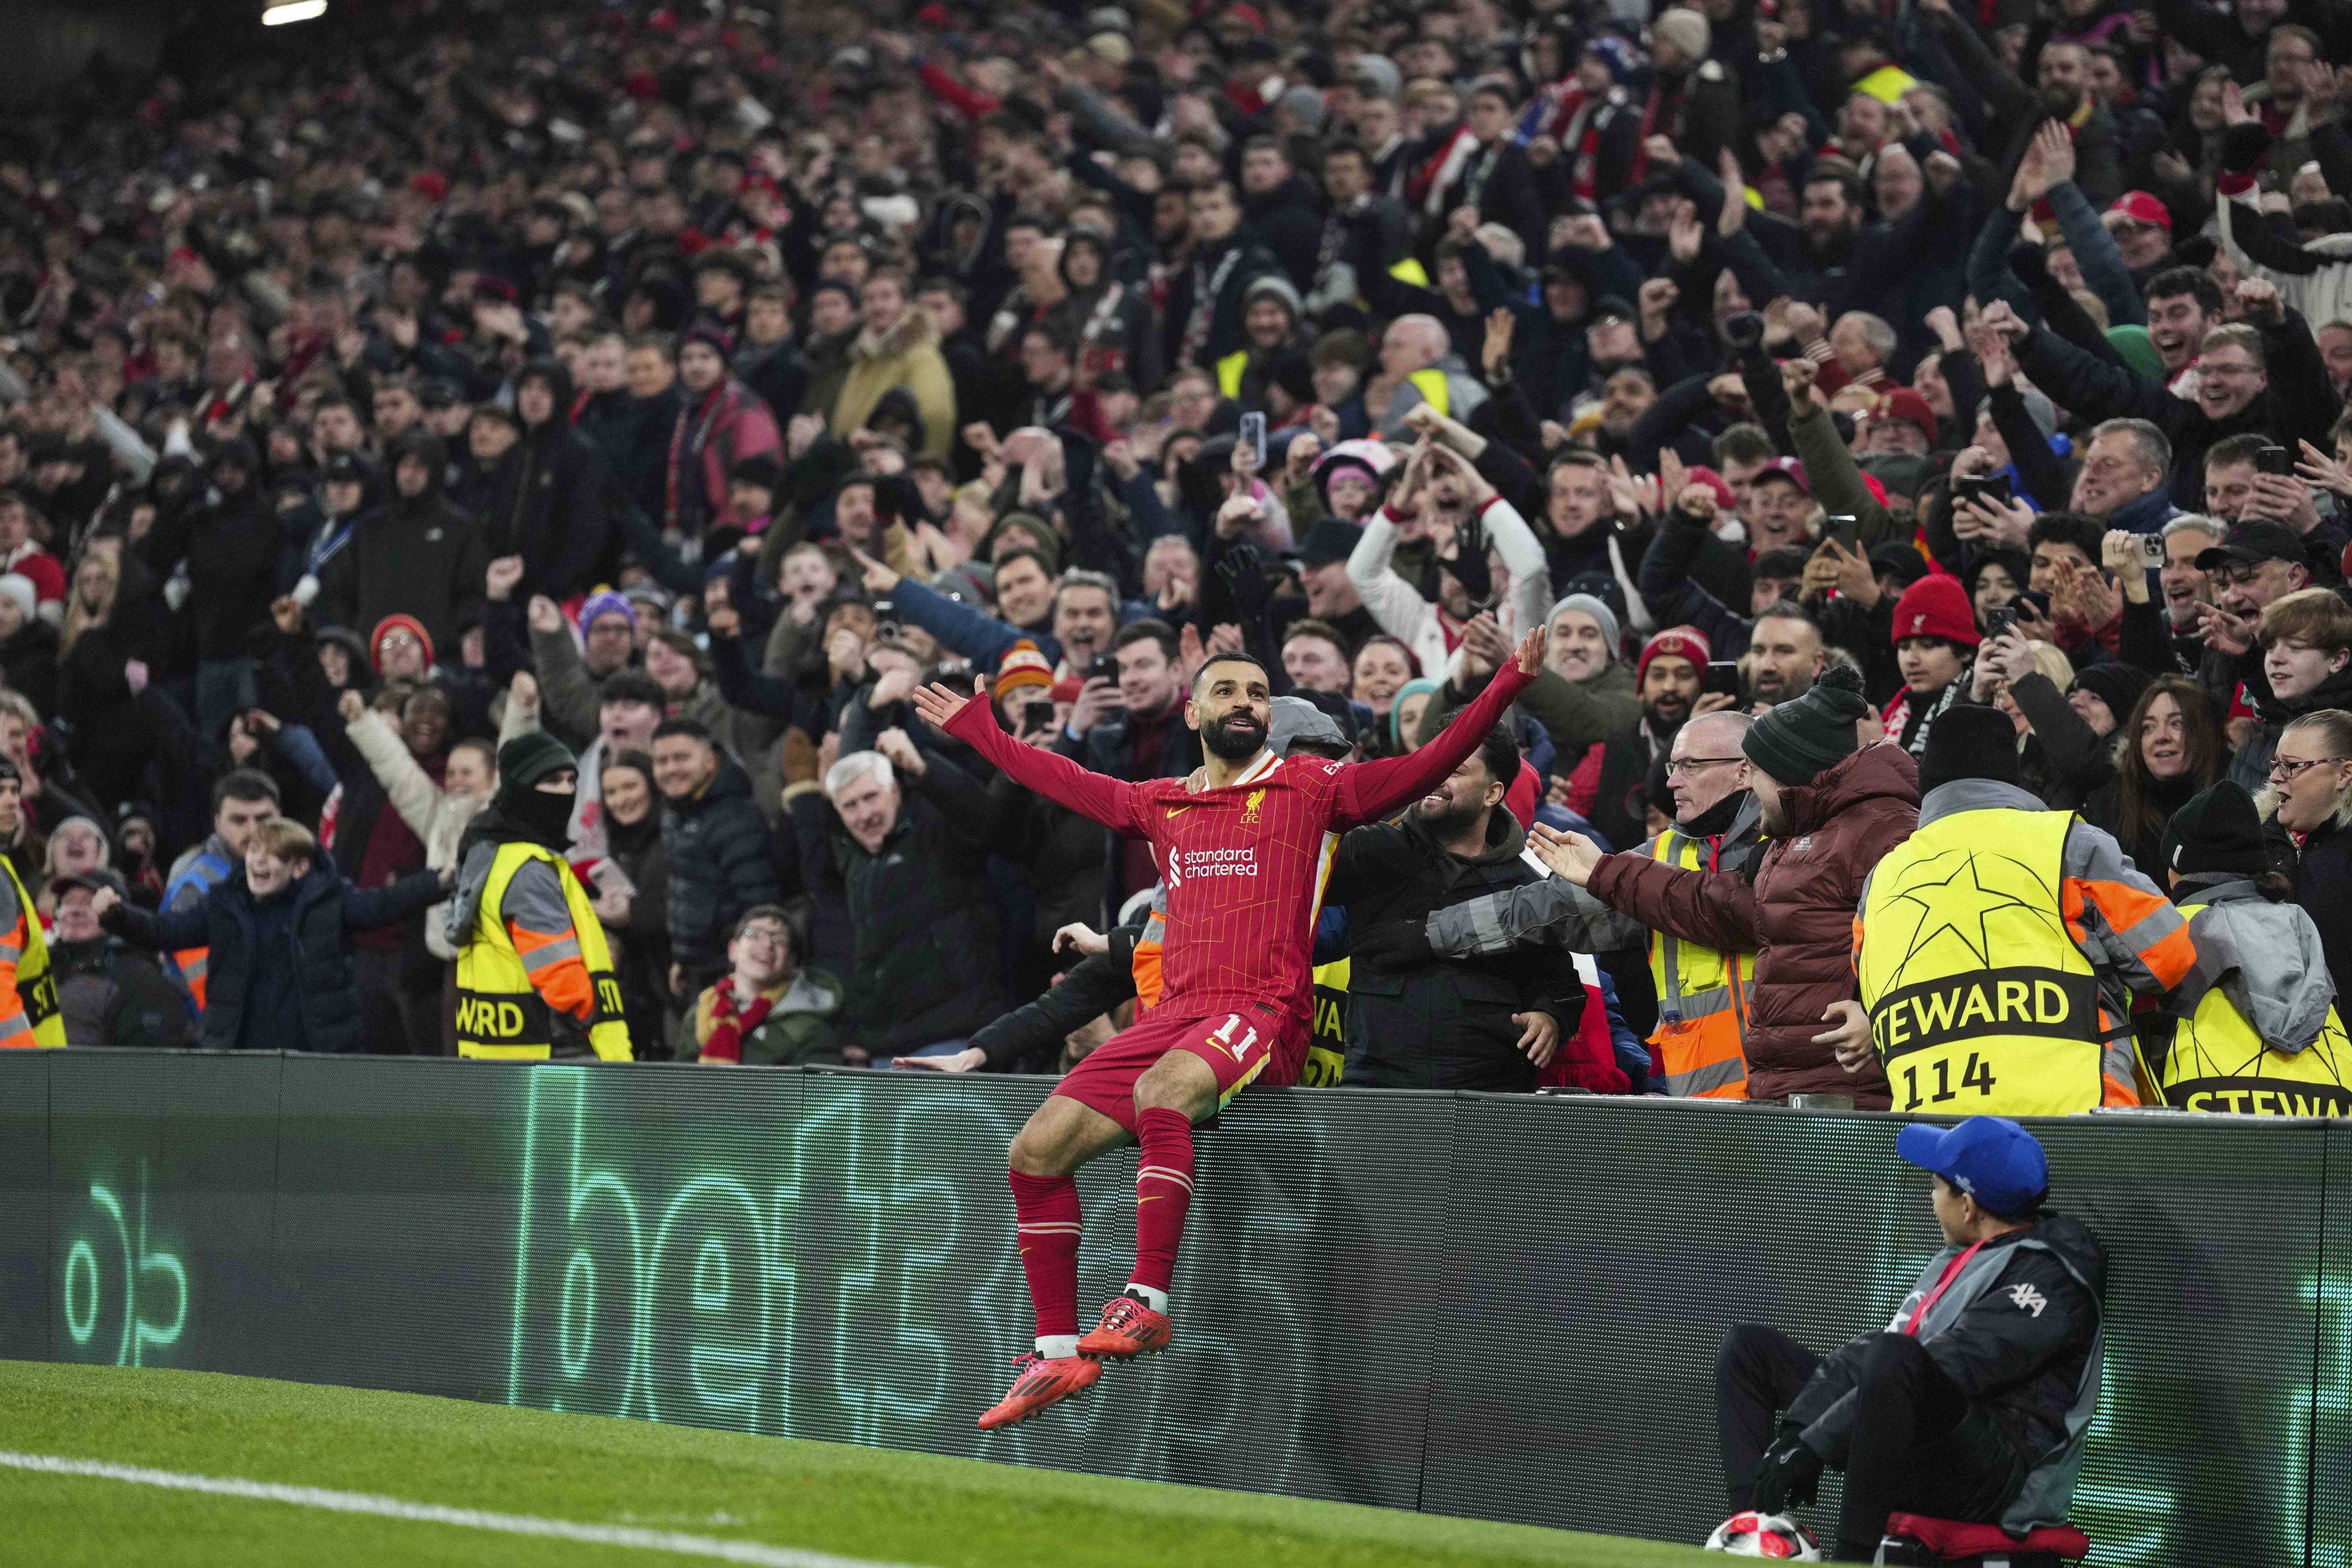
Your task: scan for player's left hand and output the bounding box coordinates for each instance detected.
[1528,824,1603,886]
[1814,999,1874,1073]
[911,679,984,732]
[1512,1010,1559,1068]
[1512,623,1547,677]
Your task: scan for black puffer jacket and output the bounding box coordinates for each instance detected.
[659,754,782,975]
[1328,802,1583,1091]
[1788,1214,2106,1480]
[102,861,442,1052]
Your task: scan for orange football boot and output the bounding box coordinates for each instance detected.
[1076,1293,1172,1360]
[976,1352,1102,1430]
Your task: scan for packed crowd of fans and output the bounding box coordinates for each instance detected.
[2,0,2350,1098]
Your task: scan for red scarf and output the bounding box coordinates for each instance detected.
[701,982,777,1064]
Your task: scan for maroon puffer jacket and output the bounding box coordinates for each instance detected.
[1586,744,1921,1106]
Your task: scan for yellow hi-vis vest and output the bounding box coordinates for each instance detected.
[2161,903,2352,1115]
[1405,368,1451,416]
[455,842,632,1061]
[0,855,60,1048]
[1859,808,2127,1117]
[1646,828,1754,1098]
[1216,349,1252,400]
[1306,957,1348,1086]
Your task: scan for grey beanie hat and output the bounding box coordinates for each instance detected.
[1547,593,1622,663]
[1277,84,1330,133]
[1349,53,1403,101]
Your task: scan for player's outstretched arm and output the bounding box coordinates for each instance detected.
[1335,625,1544,825]
[913,679,1146,835]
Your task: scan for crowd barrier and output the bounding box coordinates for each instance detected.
[1,1051,2343,1563]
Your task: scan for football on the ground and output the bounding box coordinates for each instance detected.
[1705,1509,1825,1558]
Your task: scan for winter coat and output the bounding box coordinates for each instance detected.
[1788,1214,2105,1523]
[486,369,613,600]
[2273,808,2352,1010]
[0,617,58,717]
[1241,175,1328,291]
[667,379,782,535]
[49,936,196,1049]
[102,861,443,1052]
[1586,743,1921,1104]
[827,310,957,461]
[1329,804,1586,1091]
[314,432,491,658]
[171,480,280,662]
[659,754,783,975]
[823,766,1003,1052]
[679,967,846,1065]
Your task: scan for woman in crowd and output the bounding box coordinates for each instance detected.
[592,748,670,1057]
[2088,676,2230,880]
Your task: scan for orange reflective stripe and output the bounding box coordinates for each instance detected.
[2065,876,2197,988]
[1131,936,1164,1013]
[1650,1015,1749,1098]
[509,921,593,1020]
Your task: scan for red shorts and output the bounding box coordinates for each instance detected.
[1053,999,1301,1134]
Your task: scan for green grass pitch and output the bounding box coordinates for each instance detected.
[0,1362,1718,1567]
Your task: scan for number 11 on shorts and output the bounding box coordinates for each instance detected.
[1209,1013,1257,1064]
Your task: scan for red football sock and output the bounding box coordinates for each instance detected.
[1007,1169,1081,1341]
[1131,1106,1197,1296]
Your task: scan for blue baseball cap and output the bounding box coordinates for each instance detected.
[1896,1115,2049,1216]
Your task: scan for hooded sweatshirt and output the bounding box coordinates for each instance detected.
[315,431,489,657]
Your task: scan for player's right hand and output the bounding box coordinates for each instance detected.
[911,679,983,732]
[1512,623,1547,678]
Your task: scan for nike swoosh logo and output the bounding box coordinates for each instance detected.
[1165,805,1194,818]
[1138,1195,1164,1203]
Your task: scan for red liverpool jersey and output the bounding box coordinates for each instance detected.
[943,665,1534,1038]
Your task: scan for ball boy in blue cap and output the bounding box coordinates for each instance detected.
[1713,1117,2108,1561]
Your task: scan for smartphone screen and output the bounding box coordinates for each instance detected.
[1239,411,1267,468]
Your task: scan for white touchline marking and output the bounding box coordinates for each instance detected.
[0,1450,928,1568]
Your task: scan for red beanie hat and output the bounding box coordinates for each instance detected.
[1890,574,1980,650]
[1636,625,1712,686]
[370,613,435,673]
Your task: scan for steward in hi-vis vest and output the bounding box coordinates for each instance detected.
[0,762,60,1047]
[1857,709,2195,1117]
[2149,781,2352,1115]
[1643,791,1765,1098]
[446,733,631,1061]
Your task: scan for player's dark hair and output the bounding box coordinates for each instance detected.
[1477,722,1522,793]
[1192,651,1270,689]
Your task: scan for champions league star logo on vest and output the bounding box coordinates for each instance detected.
[1860,837,2102,1114]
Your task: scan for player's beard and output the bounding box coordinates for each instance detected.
[1202,709,1268,760]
